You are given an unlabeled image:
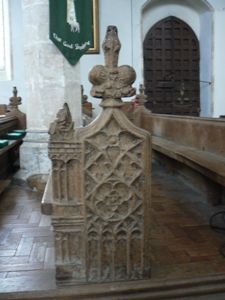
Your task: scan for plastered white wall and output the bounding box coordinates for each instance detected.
[199,11,213,116]
[211,10,225,117]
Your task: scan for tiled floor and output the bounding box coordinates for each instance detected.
[150,165,225,280]
[0,185,55,291]
[0,164,225,293]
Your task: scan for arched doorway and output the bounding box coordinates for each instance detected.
[143,16,200,116]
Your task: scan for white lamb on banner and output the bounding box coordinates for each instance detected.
[67,0,80,33]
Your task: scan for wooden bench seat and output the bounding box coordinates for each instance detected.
[126,106,225,204]
[148,114,225,204]
[153,136,225,187]
[0,124,24,194]
[0,115,18,136]
[0,132,23,180]
[0,88,26,185]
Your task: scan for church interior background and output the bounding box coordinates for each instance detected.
[0,0,225,299]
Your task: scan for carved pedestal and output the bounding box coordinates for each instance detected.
[47,26,152,285]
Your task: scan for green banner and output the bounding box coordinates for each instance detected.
[49,0,93,65]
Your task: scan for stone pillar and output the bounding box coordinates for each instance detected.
[19,0,82,180]
[45,26,151,285]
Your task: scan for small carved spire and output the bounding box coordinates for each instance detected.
[137,84,147,106]
[102,25,121,68]
[81,85,88,104]
[8,87,22,111]
[49,103,74,140]
[89,26,136,106]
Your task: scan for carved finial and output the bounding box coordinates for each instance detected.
[49,103,74,140]
[89,26,136,107]
[137,84,147,106]
[13,86,17,97]
[81,85,88,104]
[102,25,121,68]
[8,87,22,111]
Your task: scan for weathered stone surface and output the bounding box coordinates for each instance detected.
[89,26,136,101]
[78,109,151,283]
[18,0,82,181]
[49,103,74,141]
[46,25,152,285]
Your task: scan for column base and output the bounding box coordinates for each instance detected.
[14,130,50,190]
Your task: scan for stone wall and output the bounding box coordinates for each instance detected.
[18,0,82,181]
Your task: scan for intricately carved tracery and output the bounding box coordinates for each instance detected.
[48,143,81,204]
[84,117,147,281]
[47,25,151,285]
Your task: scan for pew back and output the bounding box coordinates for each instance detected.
[151,114,225,156]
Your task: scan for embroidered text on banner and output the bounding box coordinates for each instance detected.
[49,0,93,65]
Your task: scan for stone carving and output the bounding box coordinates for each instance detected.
[81,85,93,125]
[48,103,84,284]
[84,117,148,281]
[89,25,136,101]
[48,142,82,205]
[8,87,22,110]
[132,84,153,131]
[83,25,151,283]
[137,84,148,106]
[53,218,86,282]
[49,103,74,140]
[46,25,151,285]
[6,87,26,129]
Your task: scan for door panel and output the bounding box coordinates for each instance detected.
[143,16,200,116]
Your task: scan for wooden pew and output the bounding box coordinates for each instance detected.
[0,88,26,193]
[0,116,23,178]
[134,111,225,205]
[121,82,225,205]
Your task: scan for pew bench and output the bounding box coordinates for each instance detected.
[153,136,225,202]
[149,114,225,205]
[0,115,25,190]
[126,106,225,204]
[0,136,23,179]
[0,88,26,193]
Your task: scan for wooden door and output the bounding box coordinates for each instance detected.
[143,16,200,116]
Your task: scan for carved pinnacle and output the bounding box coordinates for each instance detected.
[89,26,136,106]
[138,84,147,106]
[48,103,74,141]
[8,86,22,110]
[102,25,121,68]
